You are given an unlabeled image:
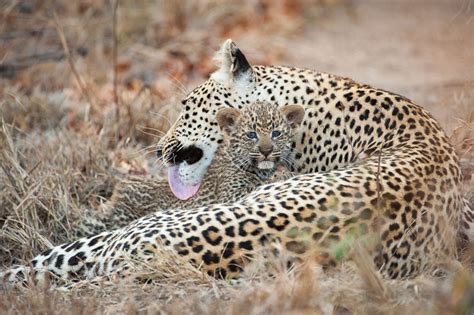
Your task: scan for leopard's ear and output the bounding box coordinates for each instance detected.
[216,108,241,134]
[211,39,254,90]
[281,105,305,129]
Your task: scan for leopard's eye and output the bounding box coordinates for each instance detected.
[246,131,258,140]
[271,130,282,139]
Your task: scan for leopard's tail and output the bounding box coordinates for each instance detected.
[1,229,124,288]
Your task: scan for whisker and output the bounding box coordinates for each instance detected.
[136,128,164,140]
[133,144,159,155]
[279,155,295,169]
[149,110,175,129]
[166,72,189,96]
[233,156,251,170]
[135,150,158,160]
[137,126,167,136]
[152,158,167,170]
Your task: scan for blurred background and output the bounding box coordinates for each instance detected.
[2,0,473,173]
[0,2,473,312]
[2,1,473,130]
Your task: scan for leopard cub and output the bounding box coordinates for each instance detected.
[216,101,304,178]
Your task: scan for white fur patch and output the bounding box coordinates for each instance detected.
[258,161,275,170]
[234,71,255,92]
[210,39,234,86]
[210,39,255,92]
[177,142,218,185]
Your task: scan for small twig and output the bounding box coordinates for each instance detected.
[352,241,389,301]
[112,0,120,135]
[0,0,19,34]
[125,84,149,138]
[129,83,148,108]
[53,12,96,122]
[24,160,42,180]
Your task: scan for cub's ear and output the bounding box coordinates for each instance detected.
[211,39,254,89]
[216,108,241,134]
[281,105,305,129]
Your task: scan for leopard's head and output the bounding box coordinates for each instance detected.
[158,39,259,199]
[216,101,304,175]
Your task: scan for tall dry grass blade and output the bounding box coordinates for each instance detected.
[352,241,390,303]
[53,12,96,121]
[112,0,120,141]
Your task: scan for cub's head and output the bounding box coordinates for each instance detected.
[216,101,305,174]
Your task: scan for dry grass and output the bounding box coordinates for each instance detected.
[1,0,474,314]
[1,245,473,314]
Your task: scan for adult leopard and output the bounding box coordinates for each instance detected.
[1,39,472,285]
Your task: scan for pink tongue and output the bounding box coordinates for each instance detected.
[168,165,201,200]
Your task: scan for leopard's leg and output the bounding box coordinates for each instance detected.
[71,178,179,238]
[72,208,108,239]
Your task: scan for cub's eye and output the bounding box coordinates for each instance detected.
[271,130,282,138]
[246,131,258,140]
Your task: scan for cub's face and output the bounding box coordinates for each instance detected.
[216,101,305,173]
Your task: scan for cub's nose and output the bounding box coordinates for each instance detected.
[259,146,273,158]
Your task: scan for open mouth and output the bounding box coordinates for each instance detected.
[162,145,204,200]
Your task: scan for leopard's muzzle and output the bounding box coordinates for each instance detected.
[158,143,204,166]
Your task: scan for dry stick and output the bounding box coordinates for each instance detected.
[53,13,96,122]
[112,0,120,140]
[352,241,389,302]
[125,84,150,139]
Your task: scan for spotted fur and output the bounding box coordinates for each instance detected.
[1,39,472,286]
[73,101,299,238]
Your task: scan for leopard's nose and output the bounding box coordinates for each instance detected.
[259,146,273,158]
[174,145,203,165]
